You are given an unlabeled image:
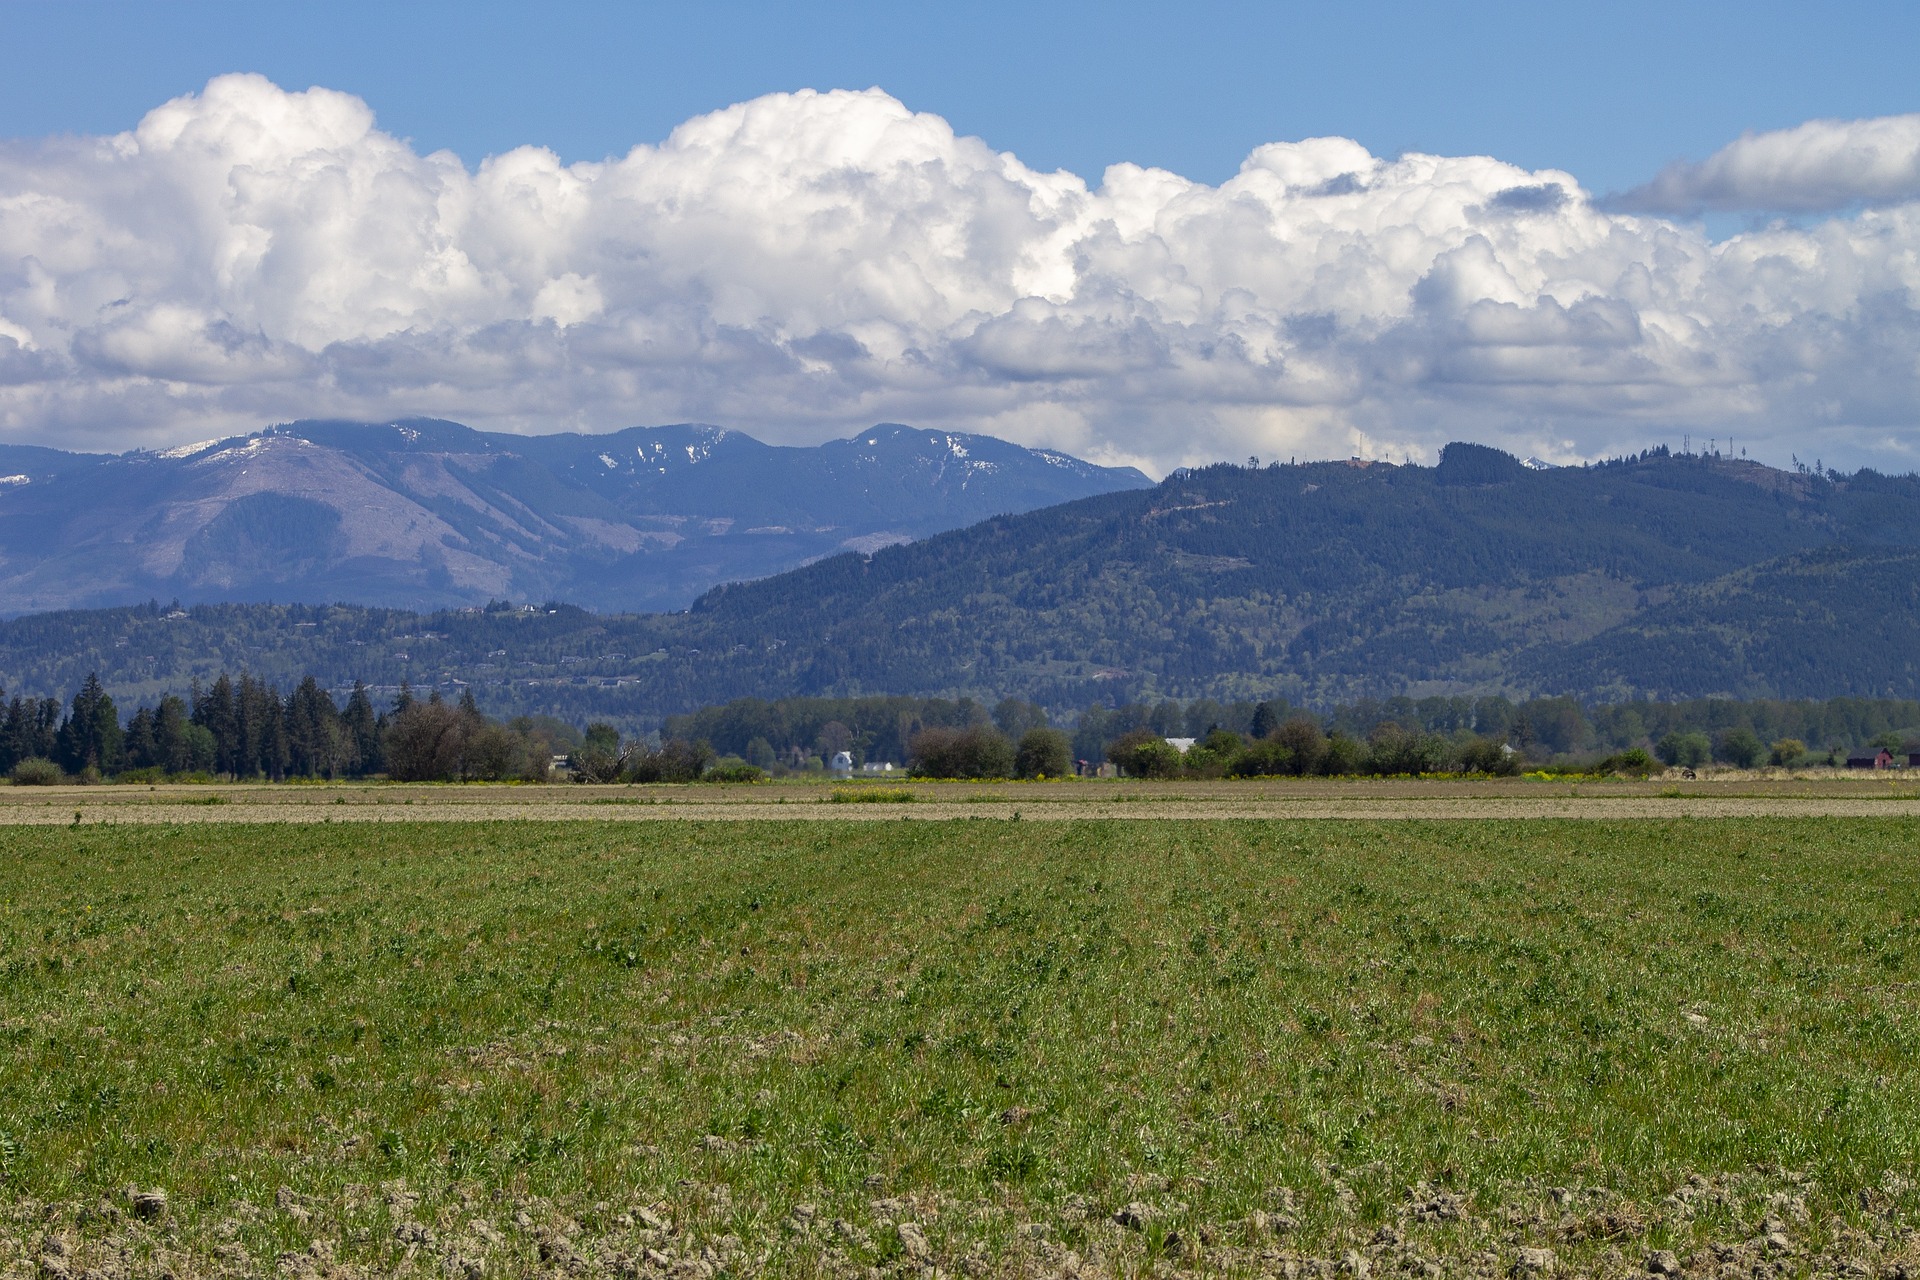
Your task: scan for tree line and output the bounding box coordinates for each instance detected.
[10,671,1920,785]
[663,691,1608,772]
[0,673,578,782]
[660,689,1920,777]
[891,717,1535,780]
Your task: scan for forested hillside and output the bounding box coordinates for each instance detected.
[2,445,1917,722]
[672,445,1920,706]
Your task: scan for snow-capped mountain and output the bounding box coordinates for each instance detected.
[0,419,1151,614]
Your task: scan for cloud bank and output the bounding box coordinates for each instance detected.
[3,74,1920,474]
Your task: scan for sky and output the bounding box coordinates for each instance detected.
[1,0,1918,475]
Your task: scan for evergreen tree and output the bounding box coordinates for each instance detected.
[32,698,60,763]
[56,673,122,774]
[285,677,345,778]
[236,675,290,780]
[1,695,74,770]
[342,682,382,776]
[0,697,30,771]
[194,675,239,776]
[153,695,195,773]
[123,706,158,769]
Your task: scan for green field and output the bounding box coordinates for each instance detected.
[3,818,1918,1277]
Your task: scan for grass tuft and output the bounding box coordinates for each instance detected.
[826,787,916,803]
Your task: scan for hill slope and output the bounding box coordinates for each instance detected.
[669,446,1920,705]
[0,419,1151,614]
[3,445,1919,719]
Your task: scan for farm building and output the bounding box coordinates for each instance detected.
[1847,747,1896,770]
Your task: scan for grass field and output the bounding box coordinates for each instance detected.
[3,816,1918,1277]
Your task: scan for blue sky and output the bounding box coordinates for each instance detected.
[7,0,1916,199]
[1,1,1918,473]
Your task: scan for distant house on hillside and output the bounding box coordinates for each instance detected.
[1847,747,1896,770]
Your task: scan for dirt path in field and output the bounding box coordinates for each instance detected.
[5,786,1920,825]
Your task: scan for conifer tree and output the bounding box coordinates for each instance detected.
[342,682,382,776]
[123,706,158,769]
[56,673,122,774]
[194,675,238,776]
[1,695,76,770]
[286,676,346,778]
[153,695,195,773]
[236,675,290,780]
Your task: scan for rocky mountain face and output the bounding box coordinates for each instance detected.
[0,419,1151,614]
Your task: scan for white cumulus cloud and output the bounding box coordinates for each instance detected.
[1616,113,1920,213]
[1,75,1920,474]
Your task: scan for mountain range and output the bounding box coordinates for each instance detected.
[0,418,1152,615]
[3,442,1919,722]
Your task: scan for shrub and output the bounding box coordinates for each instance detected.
[1104,728,1183,779]
[1180,744,1235,779]
[1321,733,1366,775]
[1595,747,1657,777]
[1524,763,1594,778]
[381,704,547,783]
[384,702,470,782]
[1714,726,1765,769]
[1014,728,1072,779]
[570,722,628,783]
[908,725,1015,779]
[629,738,716,783]
[1454,736,1520,775]
[1272,718,1328,775]
[703,761,767,783]
[9,757,62,786]
[1229,738,1294,777]
[1655,731,1712,768]
[1362,723,1448,775]
[1770,737,1807,766]
[461,722,532,781]
[1200,728,1244,754]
